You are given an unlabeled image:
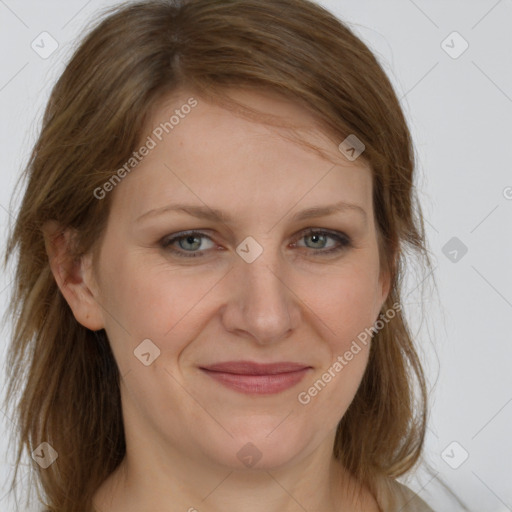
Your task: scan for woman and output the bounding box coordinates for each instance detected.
[3,0,437,510]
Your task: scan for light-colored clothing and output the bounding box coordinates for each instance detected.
[375,478,435,511]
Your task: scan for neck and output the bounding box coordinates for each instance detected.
[92,439,370,512]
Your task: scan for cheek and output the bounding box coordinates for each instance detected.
[298,261,382,348]
[295,269,378,421]
[98,249,222,363]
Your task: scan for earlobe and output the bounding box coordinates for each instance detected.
[381,268,391,303]
[42,220,105,331]
[381,248,397,304]
[376,265,393,320]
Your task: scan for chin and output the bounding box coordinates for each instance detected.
[201,423,309,471]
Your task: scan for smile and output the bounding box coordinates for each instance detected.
[199,361,312,395]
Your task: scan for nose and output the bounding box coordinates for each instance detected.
[220,243,300,345]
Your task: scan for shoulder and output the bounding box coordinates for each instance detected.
[374,477,435,512]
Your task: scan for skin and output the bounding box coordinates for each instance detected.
[44,88,389,512]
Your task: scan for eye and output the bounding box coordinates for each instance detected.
[292,229,352,255]
[159,228,352,258]
[160,230,216,258]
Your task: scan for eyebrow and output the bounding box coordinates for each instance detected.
[135,200,367,224]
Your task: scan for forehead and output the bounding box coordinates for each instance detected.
[151,87,368,162]
[110,88,373,222]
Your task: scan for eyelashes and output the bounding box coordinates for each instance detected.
[159,228,352,259]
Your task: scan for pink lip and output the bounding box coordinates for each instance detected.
[199,361,312,395]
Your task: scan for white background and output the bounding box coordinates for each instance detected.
[0,1,511,511]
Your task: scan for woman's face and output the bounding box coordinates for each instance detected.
[80,88,390,471]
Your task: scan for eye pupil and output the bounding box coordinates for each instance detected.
[180,235,201,250]
[307,233,326,248]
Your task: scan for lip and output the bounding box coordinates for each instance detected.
[199,361,312,395]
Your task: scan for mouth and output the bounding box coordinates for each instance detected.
[199,361,312,395]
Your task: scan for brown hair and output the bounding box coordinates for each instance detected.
[2,0,437,510]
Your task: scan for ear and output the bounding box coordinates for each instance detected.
[375,253,394,319]
[379,266,392,304]
[42,220,105,331]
